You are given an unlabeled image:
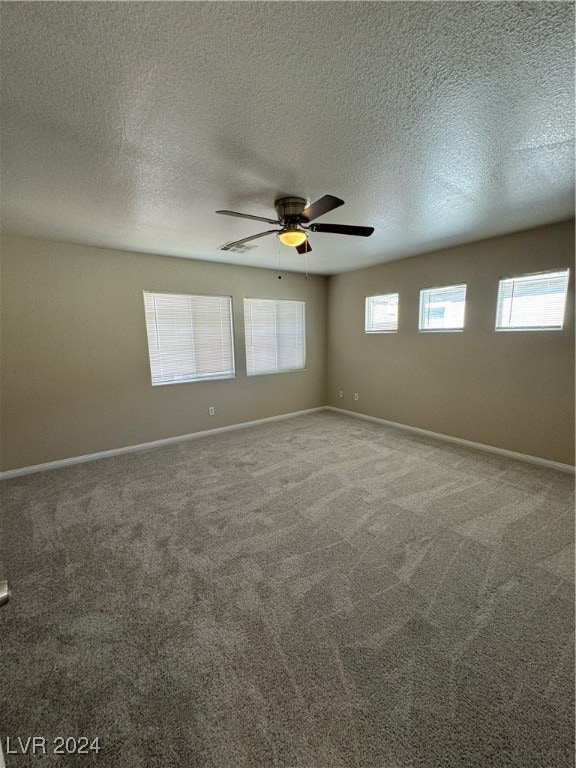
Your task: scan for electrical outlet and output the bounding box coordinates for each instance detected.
[208,406,215,416]
[339,390,344,399]
[354,393,359,401]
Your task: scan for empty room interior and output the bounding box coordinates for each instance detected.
[1,3,574,767]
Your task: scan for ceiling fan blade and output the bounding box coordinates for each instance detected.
[296,240,312,255]
[216,210,279,225]
[309,223,374,237]
[222,229,280,248]
[299,195,344,223]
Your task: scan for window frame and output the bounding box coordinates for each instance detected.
[418,283,467,333]
[365,293,399,334]
[143,290,236,386]
[243,297,306,377]
[494,268,570,332]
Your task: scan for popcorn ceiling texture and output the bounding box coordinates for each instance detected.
[0,2,573,274]
[1,412,574,766]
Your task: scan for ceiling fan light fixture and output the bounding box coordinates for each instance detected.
[278,229,308,248]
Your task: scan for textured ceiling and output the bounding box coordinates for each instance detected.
[1,2,574,275]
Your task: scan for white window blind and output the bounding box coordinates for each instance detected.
[365,294,399,333]
[244,298,306,376]
[495,269,569,331]
[143,291,235,385]
[419,284,466,331]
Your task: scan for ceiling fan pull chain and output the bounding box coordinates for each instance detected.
[277,239,282,280]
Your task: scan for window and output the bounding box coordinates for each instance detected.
[495,269,569,331]
[244,298,305,376]
[419,284,467,331]
[365,294,399,333]
[143,291,235,385]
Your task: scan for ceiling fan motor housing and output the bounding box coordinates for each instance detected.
[274,196,307,223]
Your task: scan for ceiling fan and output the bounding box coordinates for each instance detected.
[216,195,374,254]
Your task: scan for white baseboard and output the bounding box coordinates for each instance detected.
[326,406,575,475]
[2,405,573,479]
[0,407,325,480]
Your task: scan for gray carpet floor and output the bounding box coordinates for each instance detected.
[1,411,574,767]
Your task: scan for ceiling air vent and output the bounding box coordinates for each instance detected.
[219,242,257,254]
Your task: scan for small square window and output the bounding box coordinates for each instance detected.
[365,294,399,333]
[419,284,466,331]
[495,269,569,331]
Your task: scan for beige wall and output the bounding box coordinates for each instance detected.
[327,220,575,465]
[0,235,328,471]
[2,222,574,472]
